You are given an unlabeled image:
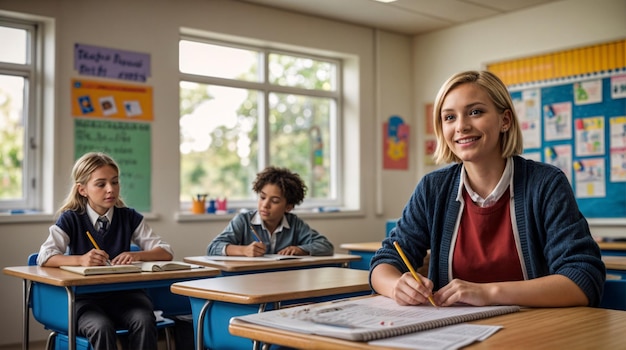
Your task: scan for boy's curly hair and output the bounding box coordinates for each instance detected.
[252,166,307,206]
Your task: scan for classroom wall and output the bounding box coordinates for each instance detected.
[413,0,626,236]
[0,0,414,344]
[0,0,624,345]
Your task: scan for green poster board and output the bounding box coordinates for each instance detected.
[74,119,151,212]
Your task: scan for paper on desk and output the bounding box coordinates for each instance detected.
[368,323,503,350]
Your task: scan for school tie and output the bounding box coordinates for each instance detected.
[97,216,109,235]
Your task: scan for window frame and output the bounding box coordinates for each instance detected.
[0,17,42,212]
[179,35,344,210]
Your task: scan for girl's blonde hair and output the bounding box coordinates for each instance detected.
[57,152,126,215]
[432,70,523,164]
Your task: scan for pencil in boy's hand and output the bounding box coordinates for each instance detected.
[249,224,262,243]
[393,241,437,308]
[86,231,111,266]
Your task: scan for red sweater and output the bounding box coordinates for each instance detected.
[452,189,524,283]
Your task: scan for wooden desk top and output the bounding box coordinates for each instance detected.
[339,242,381,252]
[603,255,626,270]
[171,267,371,304]
[183,254,360,272]
[229,306,626,349]
[3,265,220,287]
[598,241,626,251]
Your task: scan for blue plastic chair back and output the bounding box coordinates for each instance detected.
[600,279,626,311]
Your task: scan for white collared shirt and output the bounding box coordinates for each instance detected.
[86,205,112,231]
[461,157,513,208]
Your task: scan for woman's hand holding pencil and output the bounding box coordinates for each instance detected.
[393,241,438,308]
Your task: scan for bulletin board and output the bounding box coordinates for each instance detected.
[74,119,152,212]
[511,71,626,222]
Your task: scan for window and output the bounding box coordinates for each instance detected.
[179,37,341,209]
[0,18,41,211]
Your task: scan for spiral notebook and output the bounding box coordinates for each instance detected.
[231,295,519,342]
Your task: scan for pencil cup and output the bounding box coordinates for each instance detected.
[191,199,206,214]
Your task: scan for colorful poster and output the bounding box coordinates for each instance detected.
[610,116,626,182]
[574,158,606,198]
[514,88,541,149]
[544,145,572,183]
[74,43,151,82]
[573,79,602,105]
[383,115,409,170]
[575,116,605,156]
[71,79,153,121]
[543,102,572,141]
[424,139,436,166]
[611,75,626,99]
[424,103,434,136]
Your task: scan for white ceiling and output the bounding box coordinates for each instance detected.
[237,0,561,35]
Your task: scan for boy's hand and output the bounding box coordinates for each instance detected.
[277,246,307,256]
[245,242,267,256]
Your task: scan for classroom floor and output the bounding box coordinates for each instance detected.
[0,336,173,350]
[0,340,46,350]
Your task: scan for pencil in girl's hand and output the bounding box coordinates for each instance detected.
[393,241,437,308]
[249,224,262,242]
[86,231,111,266]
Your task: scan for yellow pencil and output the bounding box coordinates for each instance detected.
[393,241,437,308]
[86,231,111,266]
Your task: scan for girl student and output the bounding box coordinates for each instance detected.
[37,152,173,349]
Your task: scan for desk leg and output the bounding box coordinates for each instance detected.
[65,287,76,350]
[196,300,212,350]
[22,279,30,350]
[252,304,268,350]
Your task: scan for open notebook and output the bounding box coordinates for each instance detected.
[60,261,197,275]
[60,265,141,275]
[138,261,195,272]
[204,254,303,262]
[231,295,520,342]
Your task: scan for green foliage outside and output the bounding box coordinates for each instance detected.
[0,84,24,200]
[180,55,333,203]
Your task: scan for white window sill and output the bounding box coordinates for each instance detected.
[175,208,364,223]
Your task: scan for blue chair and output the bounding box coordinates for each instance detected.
[600,279,626,311]
[28,253,175,350]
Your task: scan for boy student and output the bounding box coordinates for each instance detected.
[207,166,334,256]
[37,152,173,349]
[370,71,605,308]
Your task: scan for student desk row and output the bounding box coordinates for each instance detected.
[184,253,360,275]
[229,304,626,349]
[340,242,430,276]
[171,267,371,350]
[179,254,367,349]
[2,265,220,350]
[3,254,364,350]
[597,241,626,256]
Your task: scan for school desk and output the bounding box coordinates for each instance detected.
[183,253,361,275]
[2,265,220,350]
[603,255,626,279]
[339,242,380,270]
[170,267,372,350]
[598,241,626,256]
[339,242,430,275]
[229,304,626,349]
